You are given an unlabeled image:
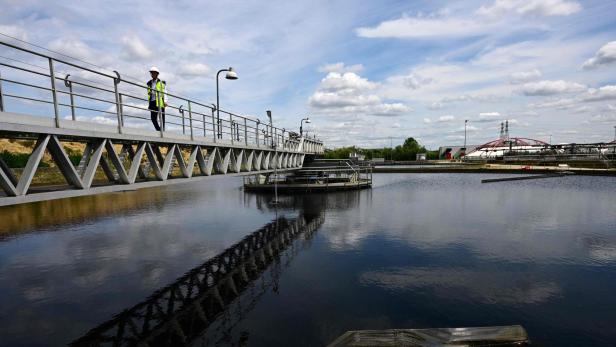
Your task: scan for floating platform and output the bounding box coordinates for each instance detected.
[244,180,372,192]
[244,159,373,193]
[328,325,529,347]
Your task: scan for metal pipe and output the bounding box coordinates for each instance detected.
[229,114,234,144]
[113,71,122,134]
[118,93,124,126]
[211,108,216,143]
[188,101,194,141]
[48,58,60,128]
[179,105,185,135]
[244,118,248,145]
[65,75,76,120]
[0,69,4,112]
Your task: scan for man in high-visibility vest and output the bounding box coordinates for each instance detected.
[147,66,166,131]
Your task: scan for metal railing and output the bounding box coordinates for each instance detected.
[0,40,323,153]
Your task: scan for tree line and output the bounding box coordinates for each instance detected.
[323,137,438,160]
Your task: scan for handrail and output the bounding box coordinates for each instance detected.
[0,40,324,152]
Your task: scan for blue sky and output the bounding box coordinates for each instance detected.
[1,0,616,148]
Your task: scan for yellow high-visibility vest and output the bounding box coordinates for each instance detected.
[147,79,166,107]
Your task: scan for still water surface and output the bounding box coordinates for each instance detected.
[0,174,615,346]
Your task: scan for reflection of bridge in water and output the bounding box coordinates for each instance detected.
[72,211,324,346]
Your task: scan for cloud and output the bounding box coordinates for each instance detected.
[529,98,576,109]
[477,0,582,18]
[318,62,364,73]
[582,41,616,69]
[585,113,616,124]
[48,38,93,60]
[402,73,433,89]
[121,35,153,60]
[521,80,586,96]
[318,72,376,92]
[477,112,502,122]
[0,24,28,41]
[356,15,492,39]
[509,69,542,84]
[581,85,616,102]
[438,115,455,122]
[177,63,211,79]
[309,71,411,117]
[423,118,432,124]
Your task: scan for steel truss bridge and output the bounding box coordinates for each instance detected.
[0,41,324,206]
[72,212,325,346]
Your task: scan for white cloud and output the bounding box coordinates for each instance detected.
[477,0,582,18]
[177,63,211,79]
[583,41,616,70]
[356,15,492,39]
[318,72,376,92]
[509,69,542,84]
[309,71,411,117]
[477,112,502,121]
[0,24,28,41]
[438,115,455,122]
[581,85,616,102]
[318,62,364,73]
[585,114,616,124]
[423,118,432,124]
[529,98,576,109]
[121,35,153,60]
[521,80,586,96]
[48,38,93,60]
[402,73,433,89]
[310,92,380,108]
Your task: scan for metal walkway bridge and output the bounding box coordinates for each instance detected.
[0,41,324,206]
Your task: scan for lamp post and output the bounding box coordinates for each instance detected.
[464,119,468,150]
[216,67,238,139]
[300,117,311,136]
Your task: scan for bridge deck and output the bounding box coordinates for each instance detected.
[0,40,324,206]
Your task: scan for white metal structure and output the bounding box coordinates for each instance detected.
[0,40,324,206]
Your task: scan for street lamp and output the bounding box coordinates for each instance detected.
[464,119,469,150]
[216,67,238,138]
[300,117,311,136]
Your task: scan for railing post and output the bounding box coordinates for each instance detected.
[118,93,124,126]
[180,105,185,135]
[48,58,60,128]
[244,118,248,146]
[113,71,122,134]
[63,75,75,121]
[0,69,4,112]
[256,121,260,148]
[211,108,216,143]
[229,114,234,144]
[188,101,194,141]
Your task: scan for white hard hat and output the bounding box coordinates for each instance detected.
[149,66,160,73]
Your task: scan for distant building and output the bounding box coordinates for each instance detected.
[416,153,427,161]
[438,145,479,159]
[349,152,365,161]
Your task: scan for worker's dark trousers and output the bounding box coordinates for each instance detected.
[149,101,165,131]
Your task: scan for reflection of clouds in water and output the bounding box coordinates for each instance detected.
[23,286,50,302]
[586,237,616,263]
[590,245,616,262]
[361,267,561,305]
[322,175,616,266]
[323,218,370,250]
